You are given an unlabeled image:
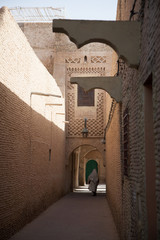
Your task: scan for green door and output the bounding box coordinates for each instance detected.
[86,160,98,183]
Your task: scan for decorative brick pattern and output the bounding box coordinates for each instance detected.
[67,92,104,137]
[66,62,105,138]
[66,67,105,76]
[65,57,81,63]
[67,78,74,90]
[91,56,106,63]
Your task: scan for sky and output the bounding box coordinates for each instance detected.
[0,0,118,20]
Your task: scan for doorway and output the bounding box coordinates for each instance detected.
[86,160,98,183]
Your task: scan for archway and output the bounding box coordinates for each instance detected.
[67,144,105,192]
[85,160,98,183]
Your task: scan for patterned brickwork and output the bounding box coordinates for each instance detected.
[91,56,106,63]
[66,67,106,76]
[67,92,104,137]
[66,61,105,138]
[65,56,107,64]
[66,66,106,89]
[65,57,81,63]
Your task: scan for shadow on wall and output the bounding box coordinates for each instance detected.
[0,83,67,240]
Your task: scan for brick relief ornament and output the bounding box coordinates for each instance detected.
[66,67,105,76]
[65,57,81,63]
[66,57,106,138]
[66,66,106,90]
[91,56,106,63]
[67,86,104,137]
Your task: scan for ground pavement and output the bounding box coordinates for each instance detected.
[10,185,119,240]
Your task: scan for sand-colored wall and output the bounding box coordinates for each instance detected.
[105,95,123,238]
[0,7,67,240]
[114,0,160,239]
[19,22,114,172]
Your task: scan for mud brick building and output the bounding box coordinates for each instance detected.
[0,0,160,239]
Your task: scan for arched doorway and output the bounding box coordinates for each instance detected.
[85,160,98,183]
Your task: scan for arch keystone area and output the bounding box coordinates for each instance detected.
[70,76,122,102]
[53,19,140,68]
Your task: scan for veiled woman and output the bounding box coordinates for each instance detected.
[88,169,99,196]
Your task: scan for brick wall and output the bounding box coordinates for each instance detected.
[115,0,160,239]
[105,94,123,238]
[20,22,114,192]
[0,7,66,240]
[18,22,56,75]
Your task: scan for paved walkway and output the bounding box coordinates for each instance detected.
[10,186,119,240]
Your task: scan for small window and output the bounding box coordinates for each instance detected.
[84,55,87,63]
[77,85,94,106]
[49,149,51,161]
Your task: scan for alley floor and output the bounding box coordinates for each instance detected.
[10,185,119,240]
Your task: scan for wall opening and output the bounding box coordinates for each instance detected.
[77,85,94,106]
[85,160,98,183]
[144,74,157,239]
[68,144,105,191]
[49,149,51,161]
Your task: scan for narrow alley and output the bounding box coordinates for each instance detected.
[10,186,119,240]
[1,0,160,239]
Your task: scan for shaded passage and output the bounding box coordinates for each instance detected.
[10,191,119,240]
